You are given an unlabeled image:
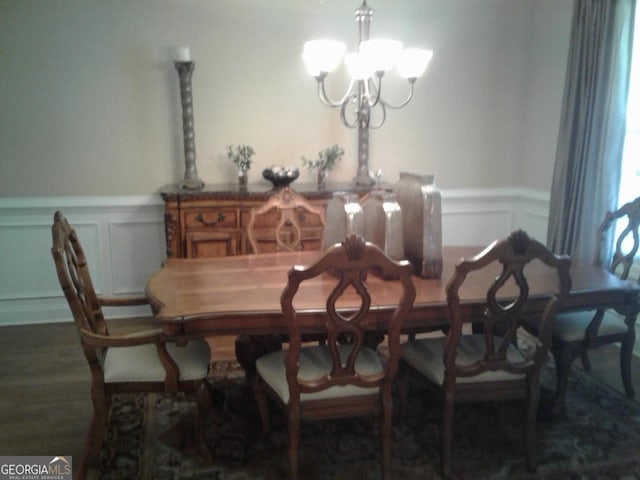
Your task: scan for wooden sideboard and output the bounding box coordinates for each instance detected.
[161,183,365,258]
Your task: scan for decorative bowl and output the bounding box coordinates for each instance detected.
[262,166,299,188]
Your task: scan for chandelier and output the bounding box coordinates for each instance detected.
[302,1,433,187]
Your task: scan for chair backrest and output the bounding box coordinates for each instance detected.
[51,211,108,339]
[445,229,572,380]
[594,196,640,283]
[281,234,416,398]
[247,187,326,253]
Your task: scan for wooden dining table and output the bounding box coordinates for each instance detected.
[145,246,640,338]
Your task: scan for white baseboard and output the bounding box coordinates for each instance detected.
[1,188,550,327]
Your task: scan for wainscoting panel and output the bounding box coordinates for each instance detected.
[0,197,164,326]
[513,189,552,243]
[1,188,550,327]
[108,220,166,296]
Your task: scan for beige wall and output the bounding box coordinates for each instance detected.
[520,0,573,188]
[0,0,572,196]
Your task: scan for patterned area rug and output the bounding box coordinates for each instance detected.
[97,361,640,480]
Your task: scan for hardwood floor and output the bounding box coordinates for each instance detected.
[0,320,638,479]
[0,319,236,470]
[0,322,91,462]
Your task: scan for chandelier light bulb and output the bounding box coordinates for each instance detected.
[302,39,347,76]
[396,48,433,80]
[345,52,373,80]
[359,39,403,73]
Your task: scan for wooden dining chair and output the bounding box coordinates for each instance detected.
[51,211,212,478]
[533,197,640,414]
[399,230,571,479]
[237,187,327,382]
[253,234,416,480]
[246,186,326,253]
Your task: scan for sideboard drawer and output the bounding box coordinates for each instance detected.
[185,209,239,229]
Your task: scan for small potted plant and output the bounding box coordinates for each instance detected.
[227,144,255,187]
[302,144,344,189]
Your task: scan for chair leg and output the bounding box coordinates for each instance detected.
[252,378,271,437]
[580,350,592,371]
[195,380,213,460]
[86,385,109,468]
[288,409,301,480]
[620,325,636,398]
[524,379,540,472]
[380,387,393,480]
[550,343,577,416]
[396,367,408,420]
[441,390,455,479]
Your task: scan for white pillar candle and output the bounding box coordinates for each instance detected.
[175,46,191,62]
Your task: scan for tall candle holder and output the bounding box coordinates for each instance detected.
[175,61,204,190]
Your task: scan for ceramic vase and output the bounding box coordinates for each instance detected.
[238,167,248,189]
[362,190,404,261]
[395,172,443,278]
[321,192,364,250]
[317,169,328,189]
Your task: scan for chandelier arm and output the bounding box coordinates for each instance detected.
[378,80,417,110]
[366,75,384,109]
[317,76,357,108]
[369,101,387,129]
[340,94,361,129]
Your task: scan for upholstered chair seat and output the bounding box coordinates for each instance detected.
[552,311,628,342]
[103,335,211,384]
[256,344,382,403]
[402,335,528,385]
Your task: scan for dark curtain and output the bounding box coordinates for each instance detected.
[547,0,636,263]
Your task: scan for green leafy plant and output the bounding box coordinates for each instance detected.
[227,144,255,170]
[302,144,344,172]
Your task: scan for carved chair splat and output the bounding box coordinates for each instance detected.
[247,187,326,253]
